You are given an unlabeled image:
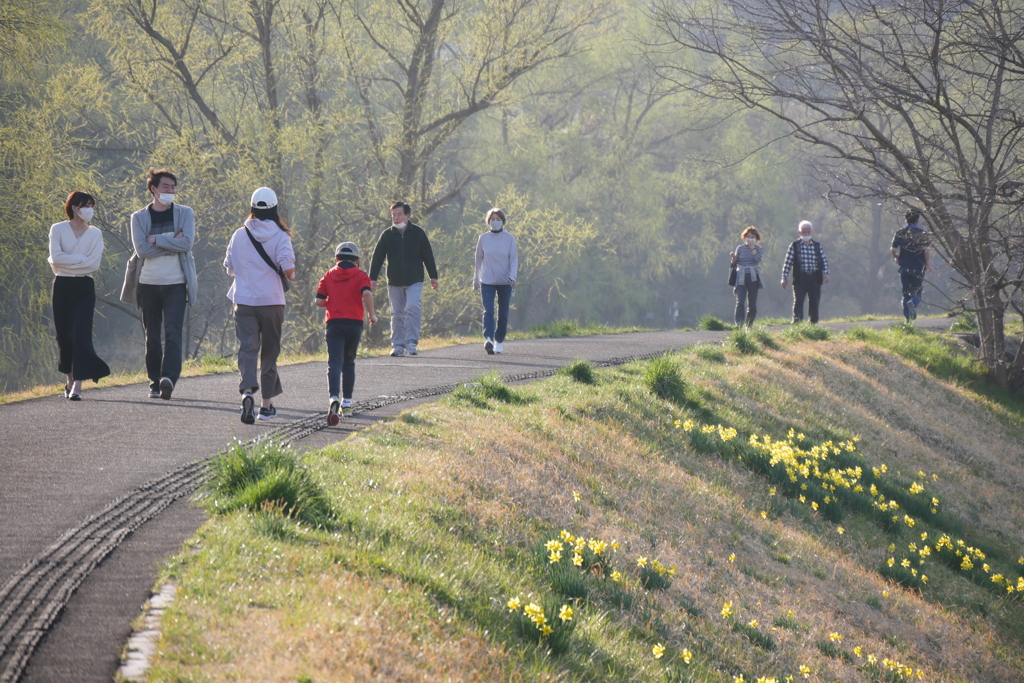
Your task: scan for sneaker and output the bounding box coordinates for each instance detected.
[494,341,504,354]
[159,377,174,400]
[68,393,81,401]
[63,383,71,399]
[148,388,161,399]
[390,346,405,357]
[484,339,494,355]
[258,404,277,420]
[342,404,353,417]
[240,394,256,424]
[328,398,340,426]
[406,344,418,356]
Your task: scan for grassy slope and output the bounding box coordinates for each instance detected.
[143,328,1024,682]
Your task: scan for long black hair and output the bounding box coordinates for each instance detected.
[249,205,291,235]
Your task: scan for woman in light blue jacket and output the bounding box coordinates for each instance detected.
[223,187,296,423]
[473,208,518,354]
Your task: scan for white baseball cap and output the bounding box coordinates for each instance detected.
[250,187,278,209]
[335,242,360,259]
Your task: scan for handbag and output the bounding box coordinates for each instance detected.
[728,262,737,287]
[245,227,290,292]
[120,253,141,305]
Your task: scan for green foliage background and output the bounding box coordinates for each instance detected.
[0,0,914,391]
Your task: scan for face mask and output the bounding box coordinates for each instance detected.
[77,207,94,222]
[393,221,407,229]
[158,193,175,204]
[745,237,755,246]
[800,234,812,242]
[489,220,504,231]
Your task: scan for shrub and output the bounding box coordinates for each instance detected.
[689,343,726,363]
[642,354,687,405]
[950,312,978,332]
[202,440,334,527]
[697,315,729,331]
[559,359,596,384]
[450,372,529,407]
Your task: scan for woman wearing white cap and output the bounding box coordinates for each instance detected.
[223,187,296,424]
[473,207,518,354]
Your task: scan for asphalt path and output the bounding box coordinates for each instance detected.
[0,320,948,681]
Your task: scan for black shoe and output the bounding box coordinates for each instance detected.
[159,377,174,400]
[148,388,161,398]
[240,394,256,424]
[68,393,81,401]
[258,404,277,421]
[63,383,71,399]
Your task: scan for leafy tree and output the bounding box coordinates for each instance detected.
[647,0,1024,387]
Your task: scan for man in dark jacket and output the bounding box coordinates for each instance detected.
[890,209,932,322]
[368,201,439,356]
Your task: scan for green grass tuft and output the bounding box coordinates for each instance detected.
[781,322,831,342]
[728,328,761,355]
[202,440,334,527]
[642,354,687,405]
[697,314,729,331]
[559,359,597,384]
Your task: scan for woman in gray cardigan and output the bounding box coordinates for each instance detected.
[473,208,518,354]
[730,226,764,327]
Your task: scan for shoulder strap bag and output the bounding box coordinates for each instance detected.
[245,227,289,292]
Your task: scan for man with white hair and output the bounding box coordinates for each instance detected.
[780,220,830,323]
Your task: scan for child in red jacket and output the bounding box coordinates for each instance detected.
[315,242,377,425]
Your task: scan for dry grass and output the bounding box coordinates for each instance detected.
[146,338,1024,681]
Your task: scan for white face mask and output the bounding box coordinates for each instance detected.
[77,207,94,222]
[800,234,812,242]
[158,192,175,205]
[489,220,504,231]
[393,221,407,229]
[745,237,755,246]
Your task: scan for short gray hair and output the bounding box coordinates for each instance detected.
[798,220,813,232]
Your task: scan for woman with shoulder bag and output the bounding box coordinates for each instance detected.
[48,191,111,400]
[223,187,296,424]
[730,226,764,327]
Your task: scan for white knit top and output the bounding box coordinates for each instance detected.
[48,221,103,277]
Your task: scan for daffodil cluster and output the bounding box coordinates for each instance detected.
[545,529,618,573]
[506,595,573,637]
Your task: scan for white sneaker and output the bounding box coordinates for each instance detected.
[407,343,418,356]
[484,339,494,355]
[390,346,405,357]
[494,342,503,354]
[328,397,340,426]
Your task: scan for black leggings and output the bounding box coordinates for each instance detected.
[52,276,110,382]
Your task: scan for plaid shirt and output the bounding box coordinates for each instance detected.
[781,239,829,279]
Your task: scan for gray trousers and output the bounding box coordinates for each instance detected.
[387,282,423,349]
[235,304,284,399]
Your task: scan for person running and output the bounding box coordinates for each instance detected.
[223,187,296,424]
[124,168,198,400]
[48,191,111,400]
[729,226,763,327]
[368,201,438,357]
[890,209,933,323]
[473,207,518,354]
[316,242,378,425]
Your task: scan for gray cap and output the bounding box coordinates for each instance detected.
[335,241,360,259]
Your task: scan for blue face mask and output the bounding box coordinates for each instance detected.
[489,220,503,231]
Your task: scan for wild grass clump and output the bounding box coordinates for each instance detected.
[642,354,687,405]
[688,343,726,363]
[781,322,831,342]
[202,440,333,527]
[697,314,729,331]
[450,372,530,408]
[728,328,761,355]
[559,359,596,384]
[949,312,978,332]
[751,327,780,349]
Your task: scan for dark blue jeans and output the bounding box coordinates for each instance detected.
[481,284,512,343]
[326,319,363,399]
[900,269,924,320]
[138,283,187,389]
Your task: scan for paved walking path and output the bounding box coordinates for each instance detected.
[0,320,947,681]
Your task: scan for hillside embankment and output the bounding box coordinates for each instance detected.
[143,326,1024,681]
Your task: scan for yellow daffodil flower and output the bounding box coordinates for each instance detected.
[652,643,665,659]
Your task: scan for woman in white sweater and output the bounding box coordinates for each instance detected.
[223,187,296,424]
[47,191,111,399]
[473,207,518,354]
